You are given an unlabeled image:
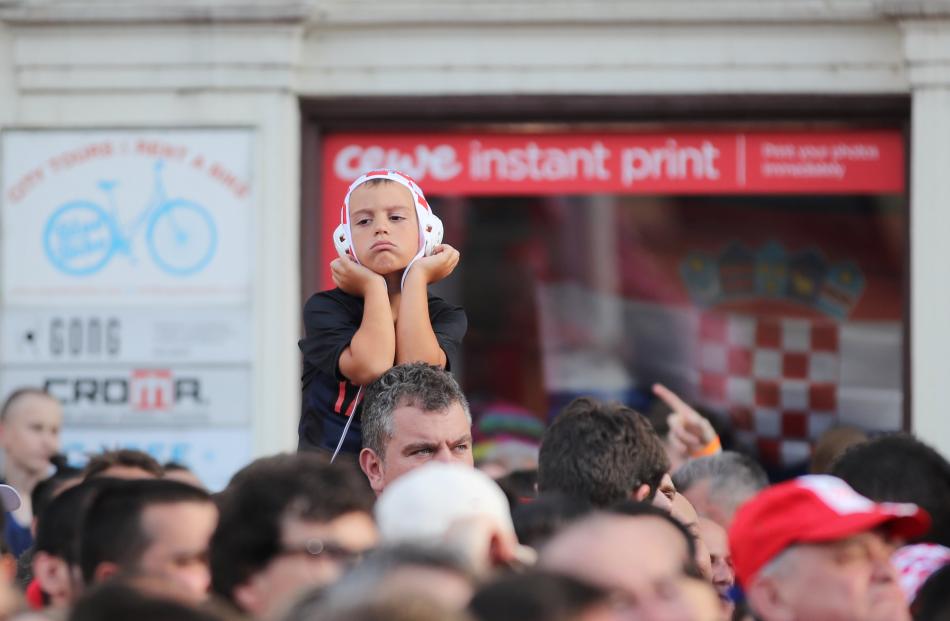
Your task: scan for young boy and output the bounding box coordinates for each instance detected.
[298,169,467,457]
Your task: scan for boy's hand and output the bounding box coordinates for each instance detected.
[409,244,460,284]
[331,255,385,297]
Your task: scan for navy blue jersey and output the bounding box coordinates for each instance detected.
[298,288,466,454]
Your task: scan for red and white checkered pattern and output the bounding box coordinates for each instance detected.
[892,544,950,603]
[696,313,840,466]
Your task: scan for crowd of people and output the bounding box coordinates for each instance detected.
[0,362,947,621]
[0,168,945,620]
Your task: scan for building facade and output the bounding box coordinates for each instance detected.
[1,0,948,485]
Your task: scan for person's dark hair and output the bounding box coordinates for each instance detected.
[361,363,470,457]
[210,452,375,603]
[469,571,610,621]
[608,500,699,574]
[68,581,224,621]
[809,426,868,474]
[913,563,950,621]
[79,479,212,584]
[830,434,950,547]
[32,464,83,522]
[537,397,669,507]
[672,451,769,517]
[23,479,108,597]
[83,448,164,480]
[494,469,538,508]
[512,493,593,550]
[0,387,55,421]
[37,479,113,562]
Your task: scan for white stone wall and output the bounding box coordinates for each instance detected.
[2,0,949,459]
[0,7,306,458]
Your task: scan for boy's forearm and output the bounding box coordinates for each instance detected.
[339,282,396,385]
[395,271,447,367]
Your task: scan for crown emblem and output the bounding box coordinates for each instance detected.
[680,241,865,319]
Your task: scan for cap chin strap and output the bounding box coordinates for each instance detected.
[399,245,426,290]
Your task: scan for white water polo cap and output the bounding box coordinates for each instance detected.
[333,169,443,268]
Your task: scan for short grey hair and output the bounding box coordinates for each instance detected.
[320,543,475,611]
[756,547,796,580]
[672,451,768,516]
[360,363,470,457]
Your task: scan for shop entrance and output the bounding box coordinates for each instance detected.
[308,127,906,470]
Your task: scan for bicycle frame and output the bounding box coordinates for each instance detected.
[99,160,171,256]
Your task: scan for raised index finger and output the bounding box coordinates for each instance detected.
[652,383,690,414]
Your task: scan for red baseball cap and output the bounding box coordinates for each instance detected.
[728,475,931,587]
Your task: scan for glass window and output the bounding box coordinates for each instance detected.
[430,192,903,467]
[320,128,906,469]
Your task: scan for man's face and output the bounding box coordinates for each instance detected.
[348,182,419,274]
[137,500,217,603]
[750,532,909,621]
[0,393,62,475]
[681,478,732,529]
[238,511,378,619]
[671,493,712,580]
[361,401,473,495]
[540,514,697,621]
[697,516,734,596]
[651,473,676,512]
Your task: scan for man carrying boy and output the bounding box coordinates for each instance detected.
[299,170,466,457]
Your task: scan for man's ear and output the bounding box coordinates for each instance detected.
[0,553,15,584]
[358,448,385,496]
[92,561,119,584]
[233,577,265,618]
[746,575,794,621]
[633,484,651,502]
[33,552,70,604]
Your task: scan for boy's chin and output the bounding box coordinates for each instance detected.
[369,261,409,277]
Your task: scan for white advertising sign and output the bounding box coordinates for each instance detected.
[61,427,252,491]
[1,308,252,364]
[1,130,252,306]
[0,365,251,427]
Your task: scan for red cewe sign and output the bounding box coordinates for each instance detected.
[319,130,904,287]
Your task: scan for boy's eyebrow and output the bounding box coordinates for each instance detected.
[350,205,411,219]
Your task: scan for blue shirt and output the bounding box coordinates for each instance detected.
[4,512,32,557]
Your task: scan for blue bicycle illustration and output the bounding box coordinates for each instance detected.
[43,160,217,277]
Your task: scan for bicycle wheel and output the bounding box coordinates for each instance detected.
[42,201,117,276]
[146,199,217,276]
